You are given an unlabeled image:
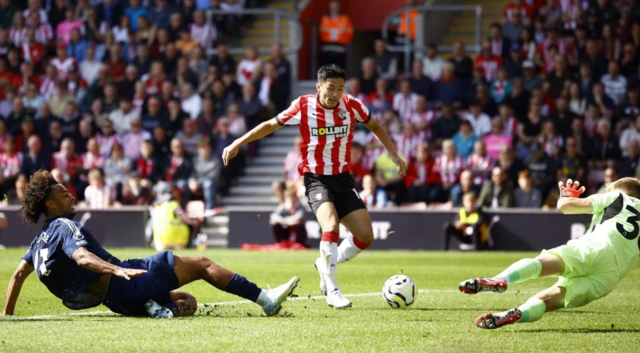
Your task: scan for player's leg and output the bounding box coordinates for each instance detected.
[475,286,566,329]
[172,255,299,316]
[459,253,565,294]
[337,209,373,263]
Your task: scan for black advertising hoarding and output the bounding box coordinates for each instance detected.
[227,208,592,251]
[0,206,148,248]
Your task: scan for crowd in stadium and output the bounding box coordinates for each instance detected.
[276,0,640,210]
[0,0,292,211]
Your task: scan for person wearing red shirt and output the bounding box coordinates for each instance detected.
[11,62,41,95]
[503,0,534,25]
[475,39,503,82]
[348,142,369,191]
[144,61,166,95]
[406,143,442,204]
[20,29,45,67]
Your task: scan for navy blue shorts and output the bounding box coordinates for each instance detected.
[103,251,180,316]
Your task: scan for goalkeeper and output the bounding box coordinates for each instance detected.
[458,178,640,329]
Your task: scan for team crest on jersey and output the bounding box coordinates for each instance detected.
[337,109,348,120]
[311,125,349,138]
[315,193,323,201]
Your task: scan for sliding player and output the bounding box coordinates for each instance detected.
[459,178,640,329]
[223,64,406,309]
[2,170,299,318]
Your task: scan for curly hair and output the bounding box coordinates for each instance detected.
[19,170,59,225]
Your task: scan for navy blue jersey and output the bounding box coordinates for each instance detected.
[23,216,121,310]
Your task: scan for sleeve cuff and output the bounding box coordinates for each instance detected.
[361,113,372,124]
[275,116,285,126]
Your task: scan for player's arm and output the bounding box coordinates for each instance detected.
[364,117,408,176]
[71,247,147,280]
[222,118,283,166]
[556,179,592,214]
[2,260,34,316]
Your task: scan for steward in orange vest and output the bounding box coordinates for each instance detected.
[318,1,353,68]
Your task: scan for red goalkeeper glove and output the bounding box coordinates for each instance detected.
[559,179,586,198]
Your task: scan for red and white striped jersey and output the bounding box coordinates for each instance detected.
[393,131,425,161]
[0,152,22,179]
[283,150,302,182]
[51,57,77,80]
[276,94,370,175]
[33,23,54,44]
[434,154,465,185]
[466,153,494,185]
[408,109,435,140]
[8,27,27,47]
[392,92,418,123]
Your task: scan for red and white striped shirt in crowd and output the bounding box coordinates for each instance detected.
[144,77,164,95]
[51,57,77,80]
[283,150,302,182]
[84,184,115,209]
[362,132,384,171]
[408,109,435,140]
[133,93,145,112]
[503,2,533,23]
[40,77,57,100]
[434,154,465,185]
[68,78,88,97]
[52,152,83,180]
[8,27,27,47]
[466,153,494,185]
[392,92,418,123]
[82,152,105,170]
[393,131,425,161]
[0,152,23,179]
[537,39,575,72]
[474,55,503,82]
[499,116,519,138]
[33,23,54,44]
[190,23,217,48]
[21,43,45,65]
[276,93,370,175]
[237,58,261,87]
[96,133,120,157]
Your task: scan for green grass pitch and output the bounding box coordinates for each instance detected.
[1,248,639,353]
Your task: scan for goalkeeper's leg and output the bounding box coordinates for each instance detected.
[475,286,566,329]
[459,253,565,294]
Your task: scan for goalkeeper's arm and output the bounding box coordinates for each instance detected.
[557,197,593,214]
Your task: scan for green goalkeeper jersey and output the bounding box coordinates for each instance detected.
[585,191,640,277]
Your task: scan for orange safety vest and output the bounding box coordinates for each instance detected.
[398,9,418,40]
[319,14,354,46]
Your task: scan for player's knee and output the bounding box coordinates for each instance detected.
[355,231,374,246]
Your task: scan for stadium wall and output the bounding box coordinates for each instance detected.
[0,207,148,247]
[227,208,592,251]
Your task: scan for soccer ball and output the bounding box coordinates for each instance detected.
[382,275,416,309]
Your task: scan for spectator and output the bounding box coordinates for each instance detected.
[393,123,423,161]
[502,7,524,43]
[475,39,503,82]
[619,42,638,78]
[558,136,587,182]
[109,98,139,135]
[443,192,489,251]
[497,145,525,185]
[358,57,378,95]
[258,62,279,114]
[489,23,511,58]
[503,43,524,78]
[175,27,199,56]
[522,60,542,92]
[434,139,465,195]
[368,78,393,121]
[21,29,45,66]
[210,42,236,75]
[0,0,16,30]
[592,119,621,169]
[164,137,193,205]
[525,142,556,198]
[618,87,640,122]
[152,183,196,251]
[176,118,200,156]
[449,41,473,80]
[269,188,308,246]
[601,22,621,62]
[408,59,433,98]
[123,118,152,160]
[56,7,83,45]
[514,169,542,208]
[374,148,407,206]
[125,0,148,31]
[148,0,177,29]
[4,173,26,205]
[504,78,530,118]
[618,140,640,178]
[503,0,533,25]
[464,100,492,137]
[568,81,587,116]
[452,120,477,159]
[20,135,49,178]
[0,137,22,191]
[467,140,495,186]
[236,45,261,88]
[392,79,418,123]
[103,141,132,198]
[191,10,216,49]
[422,43,445,82]
[356,173,387,209]
[134,140,164,185]
[372,39,397,81]
[142,97,169,133]
[434,62,465,104]
[433,102,462,144]
[82,137,105,173]
[48,81,75,118]
[450,169,481,208]
[620,115,640,156]
[490,68,512,104]
[270,42,291,113]
[189,139,220,210]
[121,175,154,206]
[601,61,627,105]
[477,166,514,208]
[597,167,618,194]
[537,120,563,158]
[43,120,64,156]
[51,138,82,186]
[584,39,608,81]
[405,143,442,204]
[318,0,353,68]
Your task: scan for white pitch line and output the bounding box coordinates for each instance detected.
[0,289,455,322]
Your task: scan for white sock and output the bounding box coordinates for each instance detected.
[337,236,364,263]
[256,290,269,306]
[319,241,339,292]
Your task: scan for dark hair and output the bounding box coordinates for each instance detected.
[317,64,346,83]
[19,170,59,224]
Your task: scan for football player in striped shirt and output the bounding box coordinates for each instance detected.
[223,64,407,309]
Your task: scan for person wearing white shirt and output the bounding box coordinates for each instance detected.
[79,46,104,84]
[392,79,418,123]
[108,98,140,135]
[601,61,627,105]
[464,101,492,137]
[236,45,261,87]
[620,115,640,157]
[422,43,445,81]
[180,84,203,119]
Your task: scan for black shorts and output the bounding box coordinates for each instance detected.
[304,172,366,219]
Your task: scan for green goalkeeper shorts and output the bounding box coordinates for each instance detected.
[543,237,621,309]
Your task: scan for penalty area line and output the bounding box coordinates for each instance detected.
[0,289,455,321]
